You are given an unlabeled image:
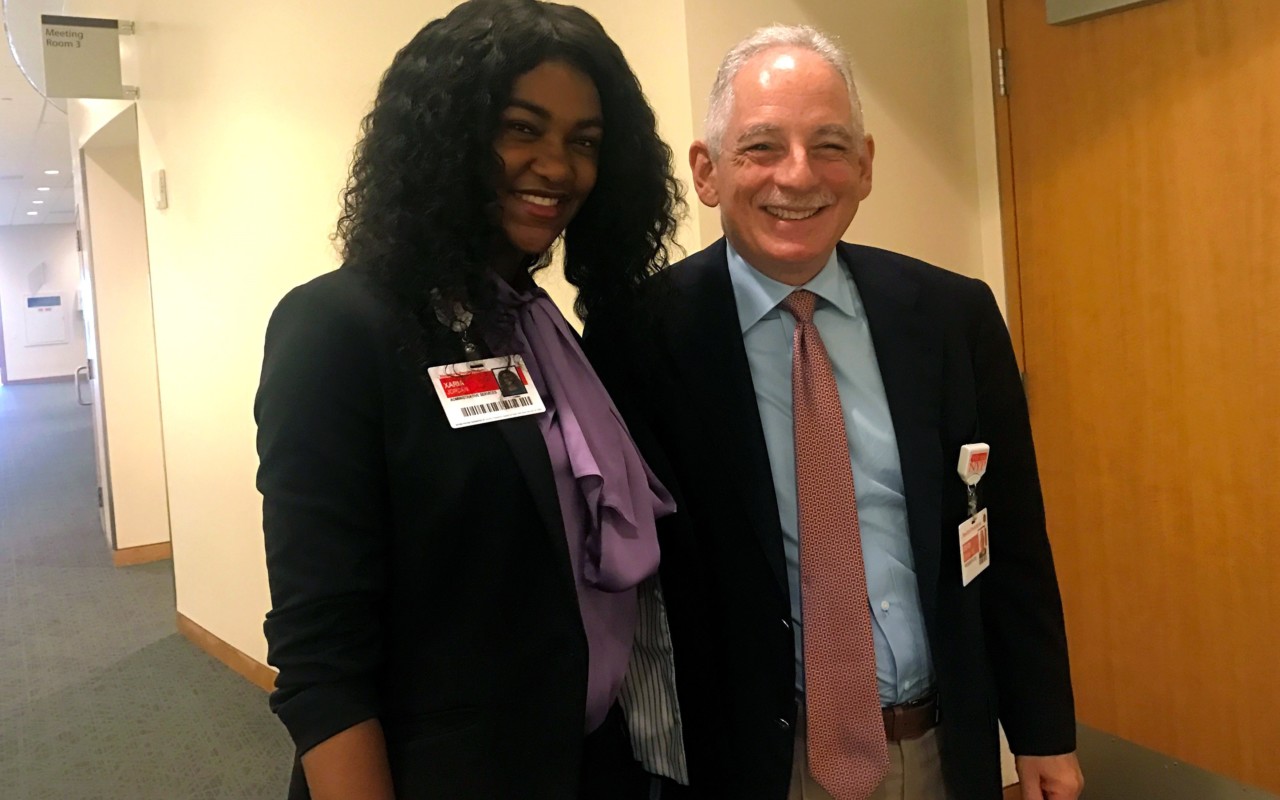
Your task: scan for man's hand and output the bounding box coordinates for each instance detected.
[1016,753,1084,800]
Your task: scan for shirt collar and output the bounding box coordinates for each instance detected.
[725,241,858,333]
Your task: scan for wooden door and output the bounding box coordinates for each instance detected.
[998,0,1280,791]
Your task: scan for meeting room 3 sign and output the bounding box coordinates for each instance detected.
[1047,0,1166,24]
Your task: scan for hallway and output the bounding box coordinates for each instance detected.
[0,382,291,799]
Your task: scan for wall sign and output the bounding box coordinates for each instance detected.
[1047,0,1165,24]
[25,295,68,346]
[41,15,123,99]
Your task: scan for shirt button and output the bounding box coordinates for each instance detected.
[777,718,792,731]
[881,601,891,612]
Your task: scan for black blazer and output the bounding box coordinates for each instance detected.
[584,240,1076,800]
[256,268,591,799]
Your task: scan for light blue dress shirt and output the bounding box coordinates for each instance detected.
[726,242,935,705]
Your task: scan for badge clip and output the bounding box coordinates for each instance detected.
[957,443,989,517]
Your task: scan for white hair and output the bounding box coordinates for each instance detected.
[704,24,865,158]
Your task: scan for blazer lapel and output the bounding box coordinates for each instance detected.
[842,243,944,624]
[496,416,576,596]
[440,335,577,600]
[663,241,789,598]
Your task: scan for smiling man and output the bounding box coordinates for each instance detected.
[585,25,1083,800]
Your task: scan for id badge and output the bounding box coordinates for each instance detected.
[959,508,990,586]
[427,355,545,429]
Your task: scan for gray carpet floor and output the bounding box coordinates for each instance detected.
[0,381,293,800]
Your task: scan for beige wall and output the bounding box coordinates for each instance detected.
[0,224,85,382]
[965,0,1007,312]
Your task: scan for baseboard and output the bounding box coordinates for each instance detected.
[176,612,277,692]
[112,541,173,567]
[3,374,76,385]
[1004,785,1020,800]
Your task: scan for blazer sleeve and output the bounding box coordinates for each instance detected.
[968,280,1077,756]
[255,279,390,756]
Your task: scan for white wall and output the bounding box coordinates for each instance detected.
[0,224,85,382]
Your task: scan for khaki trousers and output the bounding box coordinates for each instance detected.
[787,707,952,800]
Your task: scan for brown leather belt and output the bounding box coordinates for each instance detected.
[882,693,939,742]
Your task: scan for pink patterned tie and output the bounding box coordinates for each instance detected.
[782,290,889,799]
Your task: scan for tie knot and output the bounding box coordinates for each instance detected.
[781,289,817,325]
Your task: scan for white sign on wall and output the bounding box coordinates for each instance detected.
[41,15,123,99]
[25,295,68,347]
[1047,0,1165,24]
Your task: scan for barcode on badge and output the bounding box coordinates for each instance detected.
[460,395,534,418]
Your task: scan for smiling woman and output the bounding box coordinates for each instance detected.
[493,61,603,260]
[254,1,685,799]
[333,0,683,350]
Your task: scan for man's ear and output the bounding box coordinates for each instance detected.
[855,134,875,202]
[689,141,720,208]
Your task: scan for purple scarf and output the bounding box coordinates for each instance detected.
[493,279,675,591]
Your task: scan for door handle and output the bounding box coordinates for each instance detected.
[75,365,92,406]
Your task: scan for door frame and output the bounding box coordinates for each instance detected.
[986,0,1027,372]
[77,150,118,549]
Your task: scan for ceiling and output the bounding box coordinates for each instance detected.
[1,9,78,228]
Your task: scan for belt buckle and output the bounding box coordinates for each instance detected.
[884,693,938,742]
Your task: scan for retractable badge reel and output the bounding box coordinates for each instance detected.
[957,443,990,516]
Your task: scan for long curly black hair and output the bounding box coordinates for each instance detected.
[337,0,683,366]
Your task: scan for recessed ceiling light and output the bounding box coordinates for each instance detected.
[32,200,45,205]
[37,187,51,192]
[27,211,39,216]
[44,170,60,175]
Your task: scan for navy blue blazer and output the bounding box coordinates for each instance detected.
[583,240,1076,800]
[256,268,592,799]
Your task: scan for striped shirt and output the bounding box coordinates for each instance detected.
[619,575,689,784]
